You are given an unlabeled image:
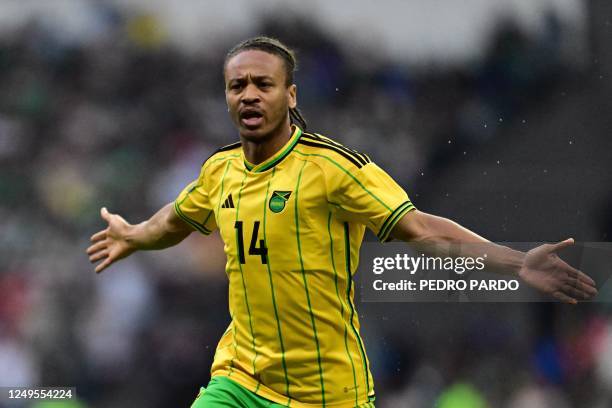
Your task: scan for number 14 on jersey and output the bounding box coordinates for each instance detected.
[234,221,268,264]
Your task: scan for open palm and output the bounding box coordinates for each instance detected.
[519,238,598,304]
[86,207,135,273]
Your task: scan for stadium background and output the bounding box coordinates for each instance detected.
[1,0,611,406]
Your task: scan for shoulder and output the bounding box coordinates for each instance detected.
[201,141,242,172]
[190,141,241,183]
[295,131,372,170]
[206,141,242,163]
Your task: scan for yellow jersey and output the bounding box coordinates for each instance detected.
[174,125,415,407]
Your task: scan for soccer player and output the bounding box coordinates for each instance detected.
[86,37,597,407]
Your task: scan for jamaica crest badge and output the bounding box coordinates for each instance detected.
[269,191,292,213]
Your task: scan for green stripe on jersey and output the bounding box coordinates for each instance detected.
[233,170,259,378]
[328,213,359,406]
[344,222,370,398]
[262,168,292,399]
[294,160,326,405]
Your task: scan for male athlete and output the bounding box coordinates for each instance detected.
[86,37,598,407]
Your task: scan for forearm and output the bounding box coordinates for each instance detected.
[126,203,192,250]
[391,211,525,276]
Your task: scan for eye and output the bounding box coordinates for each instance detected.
[229,82,243,90]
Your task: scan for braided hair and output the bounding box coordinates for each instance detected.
[224,36,308,131]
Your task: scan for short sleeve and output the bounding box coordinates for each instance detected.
[326,162,415,242]
[174,166,217,235]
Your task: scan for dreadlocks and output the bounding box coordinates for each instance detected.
[225,36,308,131]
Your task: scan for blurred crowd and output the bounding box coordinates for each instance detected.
[1,3,611,408]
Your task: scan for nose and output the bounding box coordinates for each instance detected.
[241,84,260,105]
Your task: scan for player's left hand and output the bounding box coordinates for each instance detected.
[518,238,598,304]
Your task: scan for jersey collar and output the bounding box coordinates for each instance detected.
[243,125,302,173]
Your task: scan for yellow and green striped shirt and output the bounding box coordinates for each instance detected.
[175,125,415,407]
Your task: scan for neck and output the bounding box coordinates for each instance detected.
[241,119,293,165]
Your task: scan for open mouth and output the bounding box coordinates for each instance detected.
[240,109,264,128]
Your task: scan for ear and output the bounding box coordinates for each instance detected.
[287,84,297,109]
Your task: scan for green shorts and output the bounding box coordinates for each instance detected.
[190,376,287,408]
[190,376,376,407]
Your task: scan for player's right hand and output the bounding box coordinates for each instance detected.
[86,207,136,274]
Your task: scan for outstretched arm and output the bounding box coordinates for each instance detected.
[390,210,598,304]
[86,203,193,274]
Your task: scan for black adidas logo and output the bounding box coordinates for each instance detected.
[221,194,235,209]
